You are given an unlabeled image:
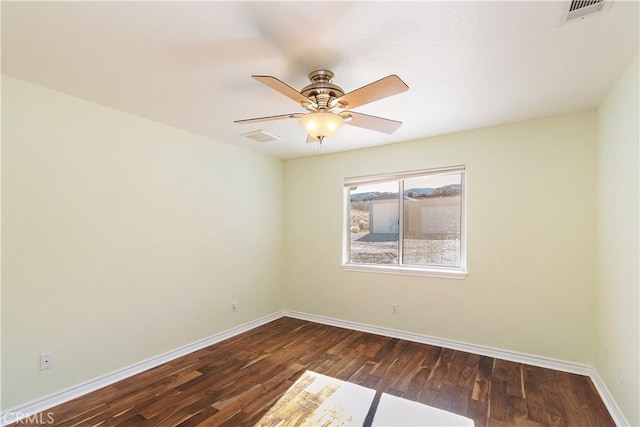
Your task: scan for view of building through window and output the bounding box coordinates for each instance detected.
[349,181,399,265]
[346,168,464,271]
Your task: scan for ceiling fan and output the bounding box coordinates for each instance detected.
[234,70,409,143]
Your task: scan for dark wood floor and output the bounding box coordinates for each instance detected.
[13,317,614,426]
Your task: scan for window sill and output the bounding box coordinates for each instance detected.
[341,264,468,279]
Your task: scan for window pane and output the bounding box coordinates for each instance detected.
[349,181,399,265]
[402,173,462,267]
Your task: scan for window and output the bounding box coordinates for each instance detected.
[343,166,466,278]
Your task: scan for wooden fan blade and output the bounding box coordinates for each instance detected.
[341,111,403,134]
[234,113,303,124]
[333,75,408,110]
[252,75,314,106]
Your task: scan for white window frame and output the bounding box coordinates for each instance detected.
[342,166,468,279]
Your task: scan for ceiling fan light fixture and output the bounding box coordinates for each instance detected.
[300,111,344,140]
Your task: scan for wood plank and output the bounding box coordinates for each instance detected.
[489,380,510,422]
[424,347,456,391]
[493,358,524,398]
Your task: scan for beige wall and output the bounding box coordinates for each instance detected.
[284,111,597,364]
[595,55,639,426]
[1,76,284,410]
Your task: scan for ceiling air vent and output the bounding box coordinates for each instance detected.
[564,0,610,21]
[241,130,282,143]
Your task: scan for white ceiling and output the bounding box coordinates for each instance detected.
[2,1,638,159]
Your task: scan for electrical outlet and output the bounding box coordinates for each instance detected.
[392,303,399,314]
[40,353,53,370]
[232,301,238,312]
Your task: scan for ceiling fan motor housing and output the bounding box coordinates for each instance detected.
[301,70,345,110]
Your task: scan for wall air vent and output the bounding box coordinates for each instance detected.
[241,130,282,143]
[564,0,610,21]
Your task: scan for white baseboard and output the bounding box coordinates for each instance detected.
[0,311,285,426]
[3,310,629,427]
[589,369,631,427]
[283,310,629,427]
[283,310,591,374]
